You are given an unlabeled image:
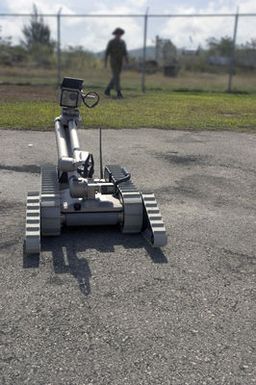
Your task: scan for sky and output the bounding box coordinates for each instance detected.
[0,0,256,51]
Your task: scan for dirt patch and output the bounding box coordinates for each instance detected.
[0,84,57,102]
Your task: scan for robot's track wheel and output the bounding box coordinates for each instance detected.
[41,166,61,236]
[25,191,41,255]
[142,193,167,248]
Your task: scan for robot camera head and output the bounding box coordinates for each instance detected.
[60,77,84,109]
[60,77,99,109]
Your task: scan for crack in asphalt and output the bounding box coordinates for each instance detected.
[0,164,40,173]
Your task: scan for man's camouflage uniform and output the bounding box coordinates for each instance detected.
[105,37,128,94]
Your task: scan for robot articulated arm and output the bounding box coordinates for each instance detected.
[55,77,99,198]
[55,118,93,174]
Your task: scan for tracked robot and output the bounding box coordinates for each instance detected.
[25,77,167,256]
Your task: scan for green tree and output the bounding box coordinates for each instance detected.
[242,38,256,50]
[22,4,53,49]
[0,25,13,65]
[0,25,12,46]
[21,4,55,67]
[207,36,233,56]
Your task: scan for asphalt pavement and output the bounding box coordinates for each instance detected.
[0,128,255,385]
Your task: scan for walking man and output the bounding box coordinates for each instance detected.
[104,27,128,98]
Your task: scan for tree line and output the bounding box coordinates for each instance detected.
[0,5,97,70]
[0,5,255,72]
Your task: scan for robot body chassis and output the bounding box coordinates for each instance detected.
[25,78,167,256]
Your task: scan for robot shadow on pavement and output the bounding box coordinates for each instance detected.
[23,227,168,296]
[24,77,167,265]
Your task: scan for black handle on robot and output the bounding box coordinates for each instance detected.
[82,91,100,108]
[114,172,131,187]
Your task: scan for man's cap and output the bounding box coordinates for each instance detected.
[112,27,125,35]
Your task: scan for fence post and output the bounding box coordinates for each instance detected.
[57,8,62,86]
[141,8,149,93]
[227,9,239,92]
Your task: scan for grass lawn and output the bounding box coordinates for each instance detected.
[0,87,255,132]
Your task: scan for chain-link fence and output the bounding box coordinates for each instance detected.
[0,11,256,93]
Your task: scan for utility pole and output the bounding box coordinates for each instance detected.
[227,8,239,92]
[57,8,62,86]
[141,8,149,93]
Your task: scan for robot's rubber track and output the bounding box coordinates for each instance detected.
[105,166,167,247]
[142,193,167,248]
[105,165,143,233]
[41,165,59,194]
[41,166,61,236]
[25,191,41,255]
